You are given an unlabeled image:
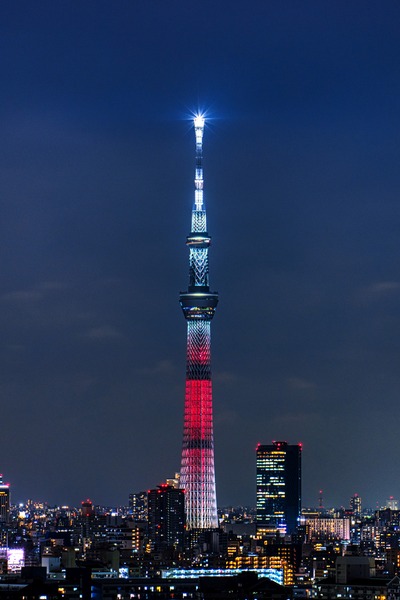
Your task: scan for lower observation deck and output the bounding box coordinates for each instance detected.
[179,288,218,320]
[186,233,211,248]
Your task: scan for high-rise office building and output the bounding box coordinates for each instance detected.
[179,115,218,530]
[129,491,148,522]
[0,477,10,547]
[81,499,94,518]
[147,484,185,551]
[256,442,302,536]
[387,496,398,511]
[350,493,362,518]
[80,499,95,546]
[0,477,10,524]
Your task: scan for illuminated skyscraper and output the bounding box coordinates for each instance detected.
[387,496,399,511]
[350,493,362,518]
[148,484,185,550]
[179,115,218,529]
[0,476,10,524]
[129,491,148,522]
[0,476,10,547]
[256,442,302,536]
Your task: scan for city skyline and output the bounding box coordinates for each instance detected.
[1,2,400,508]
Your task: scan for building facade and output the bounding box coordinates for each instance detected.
[303,517,351,542]
[256,442,301,536]
[0,478,10,524]
[147,484,185,551]
[129,491,148,522]
[0,478,10,546]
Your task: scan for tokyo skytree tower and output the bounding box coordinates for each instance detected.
[179,115,219,529]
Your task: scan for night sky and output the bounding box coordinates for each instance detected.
[1,1,400,510]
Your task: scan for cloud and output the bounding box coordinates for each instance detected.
[287,377,317,390]
[214,408,238,425]
[1,280,70,303]
[214,371,239,384]
[71,376,98,395]
[38,281,71,292]
[368,281,400,294]
[138,359,176,376]
[6,344,25,352]
[357,281,400,304]
[2,289,43,302]
[269,411,321,428]
[82,326,124,341]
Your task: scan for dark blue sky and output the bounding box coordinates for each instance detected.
[1,1,400,509]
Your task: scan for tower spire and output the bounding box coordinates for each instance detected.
[179,115,219,529]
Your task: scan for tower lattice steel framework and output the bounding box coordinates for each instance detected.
[179,115,218,529]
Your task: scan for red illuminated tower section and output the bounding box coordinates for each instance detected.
[179,115,218,529]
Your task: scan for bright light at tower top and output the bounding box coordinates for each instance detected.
[194,114,205,128]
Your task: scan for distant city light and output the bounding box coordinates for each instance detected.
[7,548,24,573]
[162,568,284,585]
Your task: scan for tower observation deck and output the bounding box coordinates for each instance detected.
[179,115,218,529]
